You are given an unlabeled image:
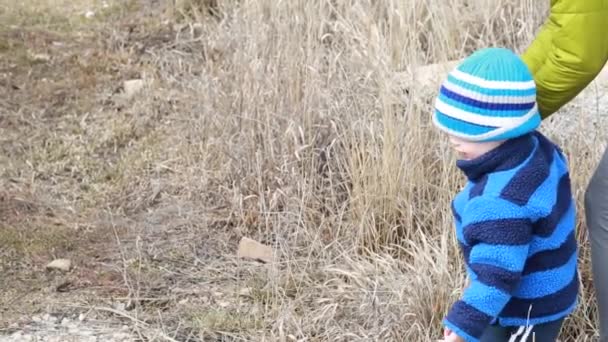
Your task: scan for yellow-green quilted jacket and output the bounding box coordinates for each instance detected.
[521,0,608,118]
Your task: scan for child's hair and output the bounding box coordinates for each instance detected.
[433,48,541,143]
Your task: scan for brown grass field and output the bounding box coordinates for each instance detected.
[1,0,607,340]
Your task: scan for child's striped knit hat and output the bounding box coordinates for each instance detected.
[433,48,540,142]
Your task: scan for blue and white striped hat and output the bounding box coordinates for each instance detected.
[433,48,541,142]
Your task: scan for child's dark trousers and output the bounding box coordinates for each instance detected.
[479,319,564,342]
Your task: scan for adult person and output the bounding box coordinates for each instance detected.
[521,1,608,340]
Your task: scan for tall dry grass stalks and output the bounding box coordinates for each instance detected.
[5,0,608,340]
[146,0,600,340]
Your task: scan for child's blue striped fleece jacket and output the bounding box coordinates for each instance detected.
[444,131,579,342]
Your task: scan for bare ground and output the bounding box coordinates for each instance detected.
[1,0,606,341]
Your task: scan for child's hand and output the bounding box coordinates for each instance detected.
[443,328,465,342]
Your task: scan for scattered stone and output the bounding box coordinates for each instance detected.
[412,59,460,89]
[390,59,461,102]
[46,259,72,272]
[29,53,51,63]
[238,287,252,297]
[114,302,126,311]
[191,23,204,37]
[84,10,95,18]
[56,281,73,292]
[124,299,135,311]
[217,300,230,308]
[0,313,136,341]
[237,237,273,263]
[122,79,145,99]
[61,317,70,326]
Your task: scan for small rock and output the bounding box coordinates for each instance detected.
[237,237,273,263]
[124,299,135,311]
[249,305,260,315]
[56,280,73,292]
[31,315,41,323]
[191,23,204,37]
[46,259,72,272]
[238,287,252,297]
[413,60,461,89]
[61,317,70,326]
[122,79,145,99]
[118,333,132,339]
[30,53,50,63]
[84,10,95,18]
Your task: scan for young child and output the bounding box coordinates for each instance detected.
[433,48,579,342]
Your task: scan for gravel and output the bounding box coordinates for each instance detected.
[0,314,135,342]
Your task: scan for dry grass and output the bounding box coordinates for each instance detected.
[1,0,606,340]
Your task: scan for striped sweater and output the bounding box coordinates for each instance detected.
[444,131,579,342]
